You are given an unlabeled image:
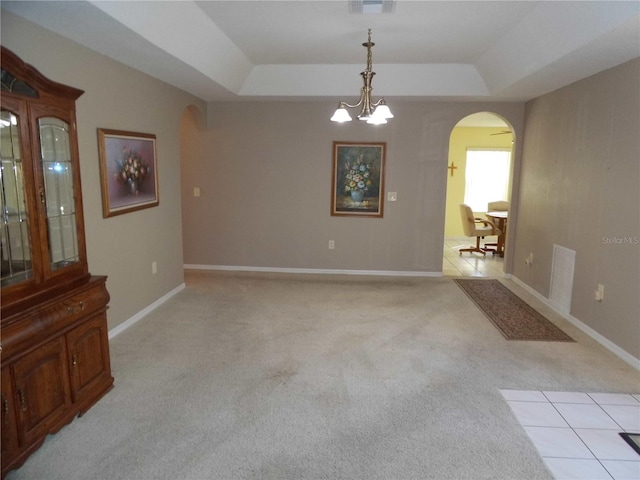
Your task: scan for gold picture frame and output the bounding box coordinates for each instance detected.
[331,141,386,217]
[98,129,159,217]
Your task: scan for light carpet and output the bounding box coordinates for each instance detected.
[7,271,637,480]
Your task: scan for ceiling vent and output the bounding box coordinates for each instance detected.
[349,0,396,14]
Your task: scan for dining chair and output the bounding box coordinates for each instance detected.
[459,204,501,256]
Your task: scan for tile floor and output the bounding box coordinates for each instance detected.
[443,237,505,277]
[501,390,640,480]
[448,242,640,479]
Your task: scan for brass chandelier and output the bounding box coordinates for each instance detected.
[330,29,393,125]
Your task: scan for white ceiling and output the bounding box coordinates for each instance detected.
[2,1,639,103]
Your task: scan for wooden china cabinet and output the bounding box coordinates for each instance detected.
[0,46,113,478]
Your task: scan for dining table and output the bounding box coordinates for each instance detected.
[486,211,508,256]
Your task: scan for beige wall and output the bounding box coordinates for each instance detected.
[181,101,525,273]
[1,12,205,330]
[445,127,514,237]
[513,58,640,359]
[6,10,636,362]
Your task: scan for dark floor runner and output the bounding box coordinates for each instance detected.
[455,279,574,341]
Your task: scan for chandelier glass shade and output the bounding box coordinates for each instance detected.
[330,29,393,125]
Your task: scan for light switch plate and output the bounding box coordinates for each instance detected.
[388,192,397,201]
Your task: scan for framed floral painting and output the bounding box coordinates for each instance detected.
[331,141,386,217]
[98,129,158,218]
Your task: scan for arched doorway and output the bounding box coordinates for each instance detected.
[179,105,207,265]
[443,112,515,277]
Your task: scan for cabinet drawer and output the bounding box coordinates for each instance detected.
[36,280,109,331]
[58,286,107,325]
[0,278,109,361]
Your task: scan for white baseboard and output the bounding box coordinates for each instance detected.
[183,264,442,277]
[108,283,186,340]
[511,276,639,371]
[110,267,440,340]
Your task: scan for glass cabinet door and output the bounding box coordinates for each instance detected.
[0,108,32,287]
[1,46,89,311]
[38,117,80,271]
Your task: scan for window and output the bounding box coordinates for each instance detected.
[463,149,511,212]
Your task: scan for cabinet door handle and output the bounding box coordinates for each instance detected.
[18,390,27,411]
[72,354,78,366]
[2,397,9,417]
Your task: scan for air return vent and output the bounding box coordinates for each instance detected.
[349,0,396,14]
[549,244,576,315]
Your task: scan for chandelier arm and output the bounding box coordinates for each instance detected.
[330,29,392,124]
[339,94,366,110]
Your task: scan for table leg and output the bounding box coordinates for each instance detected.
[497,219,506,256]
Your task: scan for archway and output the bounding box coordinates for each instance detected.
[443,112,515,277]
[179,105,207,265]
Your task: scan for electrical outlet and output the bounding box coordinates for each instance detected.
[328,240,335,250]
[595,284,604,302]
[152,261,157,275]
[193,187,200,197]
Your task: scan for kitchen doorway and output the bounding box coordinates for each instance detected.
[443,112,515,277]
